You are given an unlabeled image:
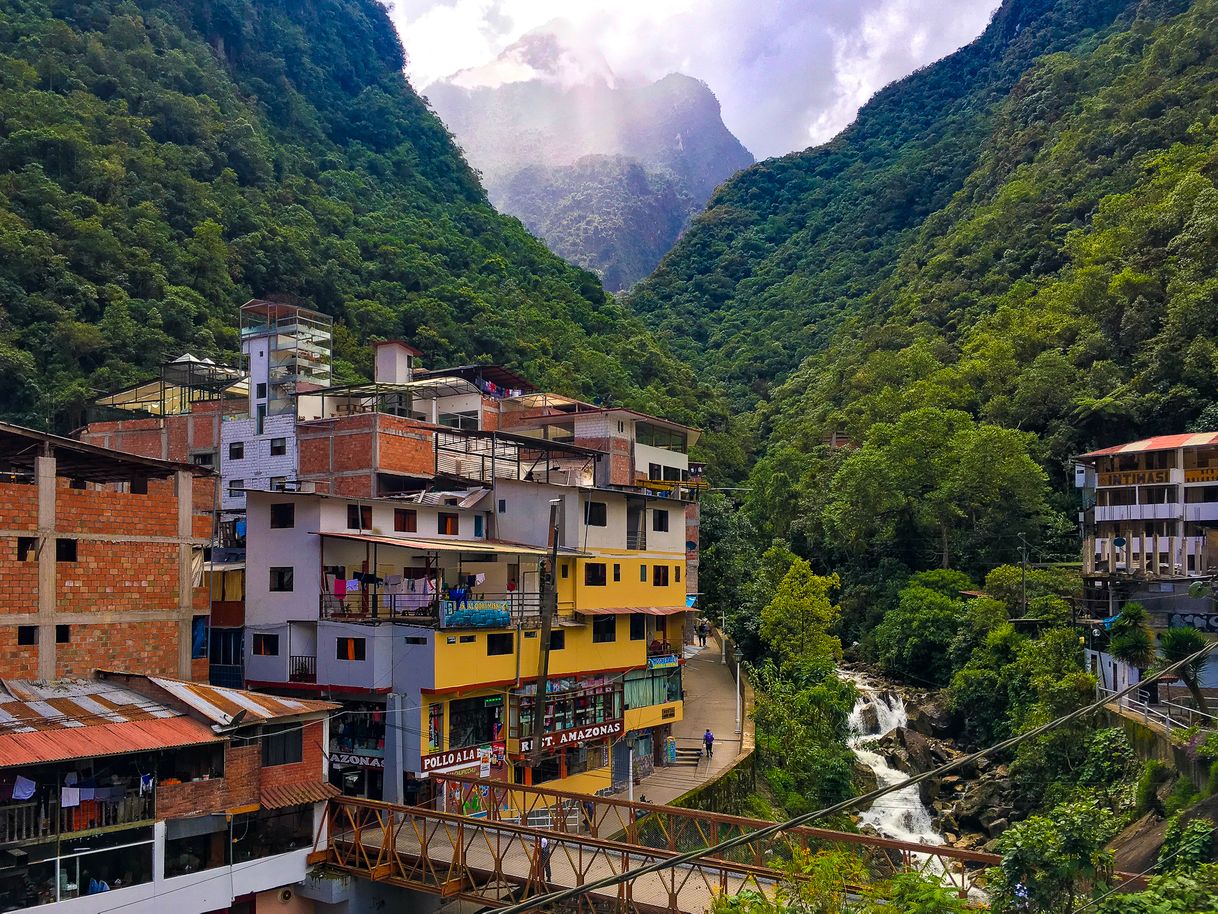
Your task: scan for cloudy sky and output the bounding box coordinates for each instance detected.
[386,0,1002,160]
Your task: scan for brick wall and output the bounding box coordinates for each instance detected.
[259,720,327,791]
[0,539,37,617]
[56,484,180,537]
[57,539,179,614]
[0,626,38,677]
[0,484,37,530]
[55,620,181,677]
[157,744,260,819]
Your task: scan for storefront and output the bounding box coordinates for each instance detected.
[328,699,386,799]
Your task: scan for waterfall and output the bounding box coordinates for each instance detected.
[844,672,943,847]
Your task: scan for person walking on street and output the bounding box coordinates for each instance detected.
[697,620,708,647]
[703,728,714,758]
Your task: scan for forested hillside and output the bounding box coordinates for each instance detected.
[0,0,717,435]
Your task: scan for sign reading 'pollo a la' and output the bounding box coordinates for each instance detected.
[519,718,624,754]
[421,745,483,773]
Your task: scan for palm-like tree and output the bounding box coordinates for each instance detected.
[1158,627,1213,714]
[1109,603,1155,669]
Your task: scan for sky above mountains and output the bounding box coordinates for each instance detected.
[388,0,1002,160]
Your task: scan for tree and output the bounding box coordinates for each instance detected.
[823,409,1050,576]
[871,584,964,687]
[1158,627,1213,714]
[759,561,842,665]
[1108,602,1155,670]
[1099,863,1218,913]
[989,800,1118,914]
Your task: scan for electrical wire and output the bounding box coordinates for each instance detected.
[1069,821,1218,913]
[489,640,1218,914]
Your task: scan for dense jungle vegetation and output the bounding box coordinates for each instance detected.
[0,0,730,451]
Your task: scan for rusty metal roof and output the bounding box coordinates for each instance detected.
[261,781,340,809]
[1079,432,1218,458]
[116,674,338,726]
[0,679,220,768]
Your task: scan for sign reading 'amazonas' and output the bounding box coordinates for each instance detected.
[519,718,623,754]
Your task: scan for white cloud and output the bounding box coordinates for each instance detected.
[386,0,1001,159]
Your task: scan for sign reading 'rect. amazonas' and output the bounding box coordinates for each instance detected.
[519,718,623,754]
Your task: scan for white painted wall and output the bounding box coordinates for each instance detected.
[634,441,689,478]
[245,492,323,626]
[316,621,394,691]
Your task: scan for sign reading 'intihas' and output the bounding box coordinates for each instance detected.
[1098,469,1170,487]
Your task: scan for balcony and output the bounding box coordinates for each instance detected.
[289,655,317,683]
[626,532,647,551]
[1093,503,1180,522]
[0,789,155,847]
[319,592,545,628]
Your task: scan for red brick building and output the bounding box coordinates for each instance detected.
[0,423,212,681]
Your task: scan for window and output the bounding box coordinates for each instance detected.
[498,499,506,513]
[256,404,266,435]
[17,626,36,646]
[459,635,475,644]
[448,695,503,749]
[649,462,662,481]
[256,383,267,399]
[270,437,287,456]
[405,636,427,645]
[69,478,86,490]
[675,565,682,583]
[652,510,670,532]
[474,516,484,537]
[269,503,295,528]
[191,616,207,659]
[549,630,565,651]
[561,563,569,579]
[191,452,215,467]
[336,637,366,661]
[640,564,648,582]
[270,476,286,491]
[229,479,244,497]
[613,563,621,582]
[630,614,647,641]
[16,537,35,561]
[347,504,371,529]
[438,512,459,535]
[56,624,70,644]
[394,509,417,532]
[584,563,607,586]
[584,501,607,526]
[487,633,513,655]
[253,633,279,656]
[262,724,303,766]
[618,421,625,433]
[269,567,294,592]
[592,615,617,643]
[653,565,670,587]
[130,476,148,494]
[55,539,77,562]
[228,442,244,460]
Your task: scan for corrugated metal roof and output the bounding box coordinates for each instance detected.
[137,676,338,726]
[316,530,572,557]
[0,717,220,767]
[0,679,177,735]
[261,781,340,809]
[1080,432,1218,458]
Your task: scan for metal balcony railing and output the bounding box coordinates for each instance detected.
[319,592,545,628]
[289,655,317,683]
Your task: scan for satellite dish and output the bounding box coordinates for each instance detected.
[1114,536,1127,548]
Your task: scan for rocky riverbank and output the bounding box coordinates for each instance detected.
[846,668,1023,854]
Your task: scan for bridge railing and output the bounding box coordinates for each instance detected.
[322,794,789,913]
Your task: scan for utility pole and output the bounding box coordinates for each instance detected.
[1018,533,1029,618]
[734,661,742,735]
[530,499,563,766]
[720,610,727,664]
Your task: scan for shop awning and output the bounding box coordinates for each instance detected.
[576,606,687,616]
[315,531,586,557]
[261,781,341,809]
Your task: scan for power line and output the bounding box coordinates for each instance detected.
[490,641,1217,914]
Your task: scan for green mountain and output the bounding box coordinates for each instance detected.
[0,0,713,431]
[629,0,1218,533]
[496,155,693,294]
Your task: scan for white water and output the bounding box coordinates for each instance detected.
[844,673,943,847]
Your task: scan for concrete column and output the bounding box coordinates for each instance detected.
[177,470,194,678]
[382,691,406,804]
[152,821,167,883]
[36,456,56,680]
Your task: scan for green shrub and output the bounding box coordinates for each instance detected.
[1135,760,1170,816]
[1165,778,1200,817]
[1209,761,1218,797]
[1159,816,1216,870]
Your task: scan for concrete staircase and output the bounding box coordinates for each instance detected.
[672,746,704,767]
